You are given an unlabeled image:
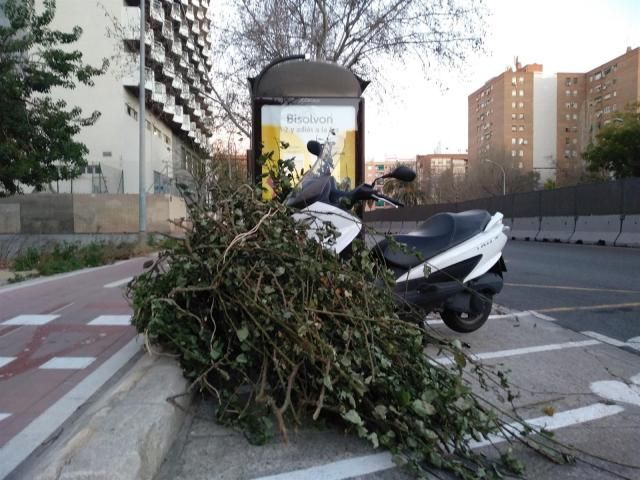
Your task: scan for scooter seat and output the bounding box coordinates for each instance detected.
[377,210,491,269]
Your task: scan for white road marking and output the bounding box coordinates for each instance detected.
[526,310,557,322]
[0,413,10,422]
[251,403,623,480]
[0,357,16,369]
[627,337,640,352]
[425,319,444,325]
[252,452,395,480]
[469,403,624,448]
[88,315,132,326]
[591,380,640,408]
[1,314,59,326]
[39,357,96,370]
[434,340,601,366]
[104,277,133,288]
[581,331,626,347]
[0,335,142,479]
[0,258,139,295]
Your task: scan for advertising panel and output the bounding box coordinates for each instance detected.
[260,104,357,199]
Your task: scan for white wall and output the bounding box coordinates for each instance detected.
[37,0,179,194]
[533,74,558,184]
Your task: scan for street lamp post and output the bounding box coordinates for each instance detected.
[138,0,146,241]
[483,159,506,196]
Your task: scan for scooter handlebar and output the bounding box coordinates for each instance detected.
[371,193,403,208]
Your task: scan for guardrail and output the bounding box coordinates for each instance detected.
[364,177,640,247]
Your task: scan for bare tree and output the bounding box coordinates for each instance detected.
[210,0,488,136]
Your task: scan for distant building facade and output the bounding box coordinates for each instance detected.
[364,159,416,210]
[469,48,640,187]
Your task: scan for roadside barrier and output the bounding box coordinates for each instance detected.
[536,216,575,243]
[616,215,640,247]
[570,215,622,245]
[510,217,540,241]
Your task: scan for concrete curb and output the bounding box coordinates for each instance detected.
[18,353,191,480]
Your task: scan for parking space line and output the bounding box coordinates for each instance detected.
[0,357,16,369]
[1,315,59,326]
[469,402,624,448]
[251,403,624,480]
[88,315,132,326]
[104,277,133,288]
[581,331,626,347]
[0,413,11,422]
[434,340,600,366]
[39,357,96,370]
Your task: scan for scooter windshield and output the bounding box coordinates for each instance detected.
[284,134,338,208]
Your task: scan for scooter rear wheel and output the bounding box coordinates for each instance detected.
[440,295,492,333]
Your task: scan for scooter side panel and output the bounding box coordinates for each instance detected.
[396,213,507,285]
[293,202,362,253]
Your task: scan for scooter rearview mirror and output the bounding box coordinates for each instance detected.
[384,166,416,182]
[307,140,322,156]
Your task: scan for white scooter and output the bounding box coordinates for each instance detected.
[285,136,508,333]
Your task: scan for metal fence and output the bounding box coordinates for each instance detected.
[364,177,640,222]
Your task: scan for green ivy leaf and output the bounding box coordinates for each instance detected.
[342,409,363,426]
[236,326,249,342]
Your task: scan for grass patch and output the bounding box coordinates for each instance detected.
[9,239,172,277]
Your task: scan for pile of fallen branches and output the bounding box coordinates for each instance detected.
[129,180,546,479]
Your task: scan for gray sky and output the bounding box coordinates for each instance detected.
[364,0,640,161]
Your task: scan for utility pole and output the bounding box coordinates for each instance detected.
[138,0,147,241]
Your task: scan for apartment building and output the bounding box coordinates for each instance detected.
[364,159,416,210]
[468,62,557,185]
[470,48,640,188]
[415,153,467,189]
[43,0,214,194]
[556,47,640,185]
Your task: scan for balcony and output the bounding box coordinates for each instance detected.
[162,21,173,43]
[186,37,195,51]
[172,74,183,91]
[150,0,164,23]
[163,60,175,78]
[181,114,191,131]
[180,0,188,5]
[201,0,208,7]
[151,41,165,63]
[187,65,195,78]
[197,63,205,73]
[121,8,154,46]
[201,22,209,33]
[192,77,200,90]
[188,93,197,109]
[191,0,200,7]
[171,38,182,55]
[164,94,175,115]
[179,53,188,69]
[123,64,154,91]
[173,105,183,124]
[205,56,212,67]
[196,7,205,21]
[197,34,205,47]
[180,86,189,100]
[170,4,181,21]
[191,21,200,35]
[188,122,196,137]
[179,21,188,37]
[186,5,194,21]
[193,105,202,118]
[152,82,166,104]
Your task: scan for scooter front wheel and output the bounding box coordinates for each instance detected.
[440,295,492,333]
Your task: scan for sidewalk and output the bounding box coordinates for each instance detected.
[7,308,640,480]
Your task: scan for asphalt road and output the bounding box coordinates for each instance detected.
[500,240,640,345]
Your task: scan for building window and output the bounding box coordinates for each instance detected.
[518,150,524,157]
[512,138,516,144]
[126,103,138,120]
[518,138,524,145]
[572,114,578,120]
[518,125,525,132]
[565,114,571,121]
[518,102,524,108]
[518,89,524,96]
[511,113,517,119]
[565,89,571,96]
[511,102,516,108]
[518,113,524,119]
[511,125,517,132]
[511,77,517,85]
[512,89,517,96]
[153,125,161,137]
[573,90,578,96]
[518,162,524,169]
[519,76,524,83]
[511,150,517,157]
[164,134,170,144]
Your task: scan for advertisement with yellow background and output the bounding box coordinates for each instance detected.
[261,105,357,199]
